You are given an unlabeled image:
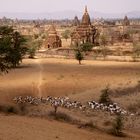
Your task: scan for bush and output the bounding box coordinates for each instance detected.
[48,111,72,121]
[111,115,124,137]
[103,120,112,126]
[0,104,18,114]
[79,120,97,129]
[75,50,84,65]
[61,30,71,41]
[80,43,93,54]
[17,104,30,115]
[0,103,29,115]
[28,46,36,58]
[99,86,112,105]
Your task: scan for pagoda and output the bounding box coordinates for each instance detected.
[71,6,98,46]
[123,16,130,26]
[46,25,61,49]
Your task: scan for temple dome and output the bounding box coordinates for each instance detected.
[81,6,91,25]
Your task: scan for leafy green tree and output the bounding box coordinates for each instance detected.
[7,31,27,67]
[75,49,84,65]
[27,38,42,58]
[80,42,93,55]
[28,46,37,58]
[0,26,27,72]
[61,30,70,41]
[73,42,93,64]
[99,85,112,105]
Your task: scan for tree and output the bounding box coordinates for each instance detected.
[7,31,27,68]
[73,42,94,65]
[100,34,108,60]
[28,46,37,59]
[0,26,27,73]
[61,30,70,41]
[26,35,43,58]
[99,85,112,105]
[80,42,93,55]
[74,42,93,64]
[75,49,84,65]
[28,40,42,58]
[111,115,124,136]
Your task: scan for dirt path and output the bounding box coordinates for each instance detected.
[35,59,44,97]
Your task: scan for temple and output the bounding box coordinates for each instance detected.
[123,16,130,26]
[73,16,80,26]
[71,6,98,46]
[45,24,62,49]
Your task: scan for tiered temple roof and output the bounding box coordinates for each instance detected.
[45,25,61,48]
[71,6,98,45]
[81,6,91,25]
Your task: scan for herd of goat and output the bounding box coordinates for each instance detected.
[13,96,135,116]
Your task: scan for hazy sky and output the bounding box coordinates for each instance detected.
[0,0,139,13]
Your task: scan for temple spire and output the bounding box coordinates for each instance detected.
[85,5,88,13]
[82,6,91,25]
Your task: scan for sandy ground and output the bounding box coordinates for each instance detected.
[1,114,139,140]
[0,58,140,101]
[0,58,140,140]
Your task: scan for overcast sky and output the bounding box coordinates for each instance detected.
[0,0,139,13]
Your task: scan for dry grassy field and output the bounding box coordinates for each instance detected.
[0,58,140,140]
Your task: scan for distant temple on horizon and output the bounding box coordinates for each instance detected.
[71,6,98,46]
[123,15,130,26]
[73,16,80,26]
[45,24,62,49]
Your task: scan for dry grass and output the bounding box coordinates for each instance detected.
[48,111,81,125]
[127,100,140,113]
[0,103,30,115]
[0,58,140,139]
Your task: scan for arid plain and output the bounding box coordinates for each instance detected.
[0,58,140,140]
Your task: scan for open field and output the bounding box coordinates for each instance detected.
[1,114,139,140]
[0,58,140,140]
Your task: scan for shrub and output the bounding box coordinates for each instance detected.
[99,86,112,105]
[103,120,112,126]
[0,104,18,114]
[75,50,84,65]
[17,104,29,115]
[48,111,72,122]
[80,43,93,54]
[111,115,124,137]
[82,120,97,129]
[61,30,71,41]
[28,46,36,58]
